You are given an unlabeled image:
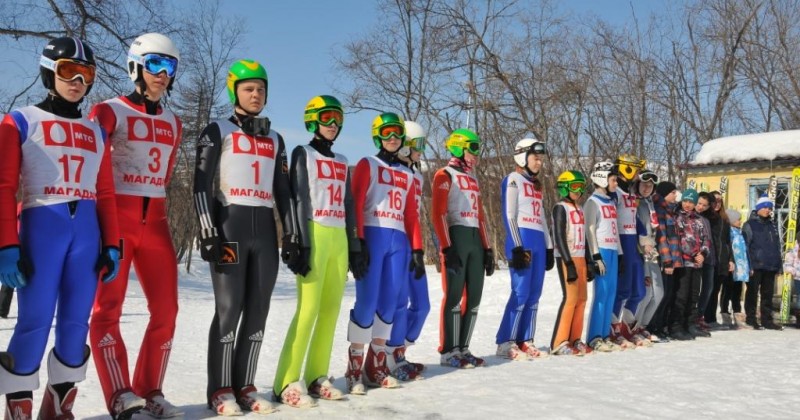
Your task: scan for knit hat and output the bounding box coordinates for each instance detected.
[726,209,741,223]
[755,193,773,211]
[656,181,677,197]
[681,188,698,204]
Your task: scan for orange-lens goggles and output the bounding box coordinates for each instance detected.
[41,57,96,85]
[378,124,404,140]
[318,109,343,126]
[566,181,586,193]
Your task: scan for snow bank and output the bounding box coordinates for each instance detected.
[691,130,800,165]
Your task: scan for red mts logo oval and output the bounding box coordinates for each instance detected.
[456,174,479,192]
[317,159,347,181]
[126,116,175,145]
[601,204,618,219]
[377,166,409,190]
[42,120,97,153]
[523,183,542,198]
[231,133,275,157]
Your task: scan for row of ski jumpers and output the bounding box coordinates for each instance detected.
[1,31,780,419]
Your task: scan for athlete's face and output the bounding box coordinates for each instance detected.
[463,150,478,166]
[696,197,710,213]
[382,136,402,153]
[638,181,654,198]
[409,148,422,163]
[606,174,618,193]
[681,200,696,212]
[664,189,678,203]
[527,153,543,173]
[319,122,339,141]
[236,80,266,115]
[54,77,87,103]
[568,190,582,201]
[142,70,169,100]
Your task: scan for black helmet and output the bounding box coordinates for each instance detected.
[40,37,96,91]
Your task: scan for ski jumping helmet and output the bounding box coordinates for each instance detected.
[371,112,406,149]
[513,138,546,167]
[446,128,480,158]
[556,170,587,198]
[615,153,646,182]
[591,161,615,189]
[127,33,180,91]
[304,95,343,139]
[40,37,96,95]
[226,59,268,106]
[399,121,427,157]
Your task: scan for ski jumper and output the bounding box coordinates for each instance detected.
[613,186,645,323]
[388,168,430,347]
[273,142,359,395]
[432,165,490,354]
[550,199,589,349]
[584,192,621,343]
[347,154,421,345]
[193,117,294,401]
[633,193,664,329]
[0,104,119,393]
[496,172,552,345]
[89,94,182,408]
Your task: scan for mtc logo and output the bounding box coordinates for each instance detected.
[42,120,97,153]
[232,133,275,157]
[377,167,409,190]
[456,174,479,191]
[569,210,585,224]
[126,116,174,145]
[523,183,542,198]
[601,205,618,219]
[317,160,347,181]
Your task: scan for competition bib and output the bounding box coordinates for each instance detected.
[304,145,348,227]
[589,195,619,250]
[556,201,586,258]
[617,189,639,235]
[444,166,480,228]
[362,156,412,231]
[217,120,278,207]
[508,172,546,232]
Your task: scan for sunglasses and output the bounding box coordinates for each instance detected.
[317,108,343,126]
[40,57,96,85]
[640,172,659,184]
[377,124,405,140]
[566,181,586,193]
[405,136,426,152]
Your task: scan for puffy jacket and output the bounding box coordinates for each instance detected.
[675,208,711,268]
[742,211,783,272]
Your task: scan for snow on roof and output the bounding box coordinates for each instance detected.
[691,130,800,165]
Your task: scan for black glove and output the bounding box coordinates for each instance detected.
[484,248,495,276]
[289,248,311,277]
[95,246,121,283]
[565,260,578,282]
[586,262,596,282]
[442,246,462,274]
[618,255,625,275]
[199,235,222,263]
[510,246,531,270]
[409,249,425,279]
[281,234,301,266]
[545,249,555,271]
[349,239,370,280]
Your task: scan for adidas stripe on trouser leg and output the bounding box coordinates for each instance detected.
[206,205,278,401]
[551,257,588,348]
[273,223,347,395]
[91,196,178,411]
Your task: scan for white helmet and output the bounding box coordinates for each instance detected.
[591,161,615,188]
[513,138,545,167]
[399,121,427,158]
[127,33,180,82]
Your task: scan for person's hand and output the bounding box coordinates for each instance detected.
[728,261,734,273]
[281,234,301,266]
[199,235,221,263]
[545,249,555,271]
[442,246,462,275]
[410,249,425,279]
[349,239,370,280]
[565,261,578,282]
[618,255,625,275]
[484,248,495,276]
[289,248,311,277]
[0,246,28,288]
[644,276,652,287]
[694,253,704,265]
[95,247,120,283]
[510,246,531,270]
[592,254,606,276]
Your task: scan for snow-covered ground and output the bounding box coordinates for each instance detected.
[2,256,798,419]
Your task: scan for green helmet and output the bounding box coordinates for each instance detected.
[304,95,343,133]
[226,59,268,105]
[445,128,480,158]
[556,170,587,198]
[371,112,405,149]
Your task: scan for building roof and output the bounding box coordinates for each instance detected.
[690,130,800,166]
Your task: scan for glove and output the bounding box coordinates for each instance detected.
[587,262,596,282]
[442,246,462,275]
[592,254,606,276]
[199,235,222,263]
[95,246,120,283]
[509,246,531,270]
[349,239,370,280]
[565,260,578,282]
[409,249,425,279]
[0,246,28,288]
[289,248,311,277]
[281,234,301,266]
[484,248,495,276]
[545,249,555,271]
[618,255,625,275]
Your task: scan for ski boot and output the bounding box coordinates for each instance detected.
[517,341,547,358]
[495,341,528,361]
[39,383,78,420]
[308,377,344,401]
[208,388,242,416]
[440,348,473,369]
[344,348,366,395]
[277,382,315,409]
[363,344,399,388]
[142,393,183,418]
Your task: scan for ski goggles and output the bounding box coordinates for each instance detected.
[376,124,405,140]
[564,181,586,193]
[517,141,546,155]
[639,171,659,184]
[40,57,96,85]
[130,53,178,77]
[317,108,343,126]
[404,136,427,152]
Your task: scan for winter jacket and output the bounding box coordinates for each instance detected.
[742,211,783,272]
[653,193,682,269]
[699,215,716,267]
[783,243,800,281]
[730,226,749,282]
[706,212,733,272]
[674,208,711,268]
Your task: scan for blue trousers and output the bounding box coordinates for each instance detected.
[350,226,410,335]
[496,229,547,344]
[587,248,619,342]
[388,269,430,346]
[7,200,100,374]
[613,234,645,320]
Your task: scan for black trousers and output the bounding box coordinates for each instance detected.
[650,271,674,332]
[745,270,777,324]
[671,267,701,330]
